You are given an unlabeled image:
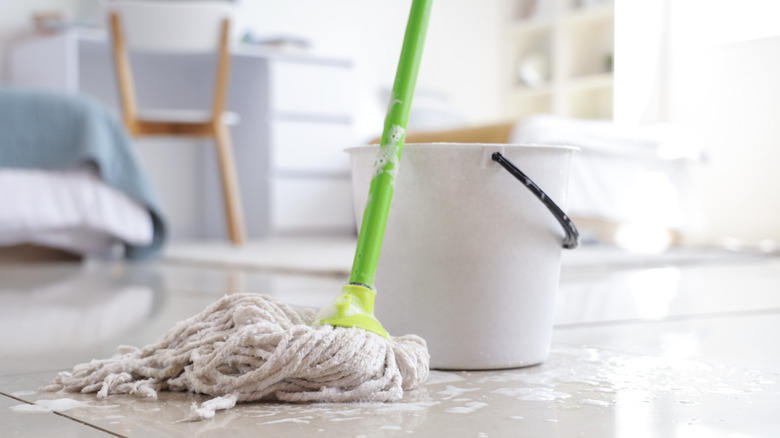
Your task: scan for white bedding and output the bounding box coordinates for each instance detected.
[509,115,701,231]
[0,166,153,257]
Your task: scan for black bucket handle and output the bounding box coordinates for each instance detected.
[492,152,579,249]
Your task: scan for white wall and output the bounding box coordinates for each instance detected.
[599,0,780,245]
[613,0,669,125]
[0,0,80,80]
[665,0,780,244]
[234,0,503,141]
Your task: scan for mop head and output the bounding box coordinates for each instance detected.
[46,293,430,421]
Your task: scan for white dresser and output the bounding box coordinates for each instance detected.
[10,29,358,239]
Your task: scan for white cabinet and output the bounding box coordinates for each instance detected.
[503,0,615,119]
[270,177,354,233]
[10,31,358,238]
[260,55,357,236]
[269,120,353,174]
[268,61,354,119]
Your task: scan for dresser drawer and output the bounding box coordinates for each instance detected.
[269,120,353,174]
[270,177,355,233]
[269,60,354,118]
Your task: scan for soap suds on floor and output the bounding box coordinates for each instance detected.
[260,416,313,425]
[438,385,479,400]
[379,425,403,430]
[328,416,363,422]
[493,387,571,402]
[445,402,489,414]
[245,411,278,418]
[579,398,611,407]
[425,371,466,386]
[374,401,440,413]
[332,408,363,416]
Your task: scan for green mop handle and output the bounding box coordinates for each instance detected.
[349,0,433,289]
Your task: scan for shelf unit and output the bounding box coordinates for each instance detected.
[503,0,615,120]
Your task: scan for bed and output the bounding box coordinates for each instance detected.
[0,88,166,260]
[398,115,702,249]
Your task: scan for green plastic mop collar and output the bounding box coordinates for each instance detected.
[319,284,390,339]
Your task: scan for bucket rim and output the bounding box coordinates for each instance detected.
[345,142,580,153]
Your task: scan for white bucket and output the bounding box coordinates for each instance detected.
[347,143,578,370]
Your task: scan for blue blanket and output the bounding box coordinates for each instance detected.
[0,88,166,259]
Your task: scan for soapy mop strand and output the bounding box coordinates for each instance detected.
[46,293,430,421]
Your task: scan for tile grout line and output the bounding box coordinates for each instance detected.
[554,306,780,330]
[0,391,127,438]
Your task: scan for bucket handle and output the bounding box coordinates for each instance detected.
[492,152,579,249]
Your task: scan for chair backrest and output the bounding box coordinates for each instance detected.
[107,1,236,135]
[106,1,235,53]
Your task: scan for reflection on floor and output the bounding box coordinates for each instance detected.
[1,241,779,437]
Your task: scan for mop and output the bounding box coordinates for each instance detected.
[47,0,434,421]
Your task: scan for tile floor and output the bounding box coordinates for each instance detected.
[2,242,779,437]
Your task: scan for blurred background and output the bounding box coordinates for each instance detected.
[1,0,779,259]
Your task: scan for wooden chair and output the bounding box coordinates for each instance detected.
[108,1,246,245]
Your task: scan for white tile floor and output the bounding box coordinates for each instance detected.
[2,242,779,437]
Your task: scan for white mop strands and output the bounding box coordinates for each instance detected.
[46,293,430,421]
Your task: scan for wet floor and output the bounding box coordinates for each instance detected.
[2,241,779,437]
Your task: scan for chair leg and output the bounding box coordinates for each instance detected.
[213,123,246,245]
